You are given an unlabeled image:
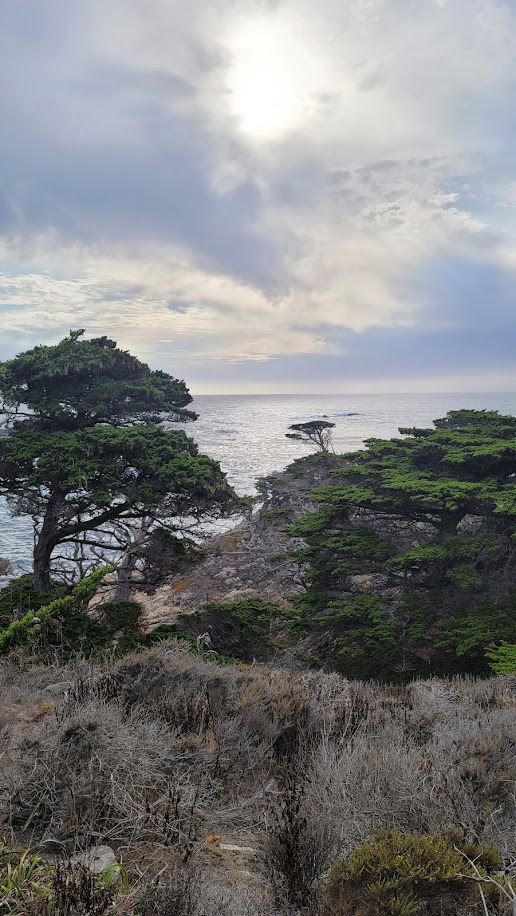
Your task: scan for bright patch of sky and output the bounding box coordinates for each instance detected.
[0,0,515,392]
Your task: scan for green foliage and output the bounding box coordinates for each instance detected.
[0,844,52,913]
[321,829,502,915]
[447,564,482,589]
[1,424,233,512]
[178,597,285,661]
[0,328,195,430]
[283,409,516,679]
[320,596,402,679]
[295,649,319,664]
[144,624,197,647]
[286,509,334,536]
[288,591,328,629]
[99,599,142,632]
[388,535,499,570]
[486,641,516,674]
[0,567,110,656]
[264,506,294,522]
[0,574,63,629]
[0,331,237,593]
[0,841,128,914]
[286,419,335,452]
[435,595,516,657]
[289,524,392,584]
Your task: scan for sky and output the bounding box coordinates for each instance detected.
[0,0,516,394]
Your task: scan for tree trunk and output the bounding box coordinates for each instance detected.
[113,551,137,602]
[33,498,61,593]
[113,517,152,601]
[438,511,464,537]
[33,539,54,593]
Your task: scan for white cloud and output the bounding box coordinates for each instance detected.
[1,0,516,384]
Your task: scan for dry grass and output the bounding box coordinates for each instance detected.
[1,645,516,913]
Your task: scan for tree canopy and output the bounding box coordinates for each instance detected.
[0,329,196,431]
[0,331,236,592]
[286,420,335,452]
[285,409,516,678]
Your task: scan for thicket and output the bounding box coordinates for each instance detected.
[285,410,516,679]
[0,570,148,660]
[175,597,287,661]
[2,646,516,913]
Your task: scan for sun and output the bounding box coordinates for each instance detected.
[226,16,323,140]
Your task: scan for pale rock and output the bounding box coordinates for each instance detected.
[70,845,117,874]
[348,573,389,593]
[219,843,256,854]
[41,682,72,697]
[0,557,12,576]
[456,514,487,534]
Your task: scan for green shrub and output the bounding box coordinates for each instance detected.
[99,599,142,633]
[0,567,110,658]
[318,829,502,915]
[0,842,128,914]
[486,641,516,674]
[0,574,65,629]
[177,598,285,661]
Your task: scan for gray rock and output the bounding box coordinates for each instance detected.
[0,557,12,577]
[41,682,72,697]
[70,845,117,874]
[348,573,390,593]
[456,514,488,534]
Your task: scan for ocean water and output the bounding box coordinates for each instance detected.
[2,392,516,577]
[190,392,516,495]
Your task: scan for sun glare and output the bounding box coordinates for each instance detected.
[226,17,323,139]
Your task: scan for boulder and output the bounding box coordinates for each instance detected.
[70,845,117,874]
[41,682,72,697]
[0,557,12,577]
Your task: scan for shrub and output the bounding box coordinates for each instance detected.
[486,642,516,674]
[177,598,285,661]
[317,829,502,915]
[133,865,196,916]
[0,843,126,915]
[0,568,110,658]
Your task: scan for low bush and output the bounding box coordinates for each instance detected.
[317,829,503,915]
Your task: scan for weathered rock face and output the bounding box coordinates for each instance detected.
[347,573,390,594]
[131,515,305,633]
[0,557,12,577]
[347,508,439,551]
[456,514,490,535]
[127,459,447,634]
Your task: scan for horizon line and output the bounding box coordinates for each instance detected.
[191,390,516,397]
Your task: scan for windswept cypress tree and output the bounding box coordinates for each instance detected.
[286,410,516,677]
[0,331,236,592]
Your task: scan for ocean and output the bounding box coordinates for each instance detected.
[2,392,516,578]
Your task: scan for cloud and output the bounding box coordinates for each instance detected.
[0,0,516,389]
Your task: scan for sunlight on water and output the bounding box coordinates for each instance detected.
[190,392,516,495]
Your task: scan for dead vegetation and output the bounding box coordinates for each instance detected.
[1,646,516,913]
